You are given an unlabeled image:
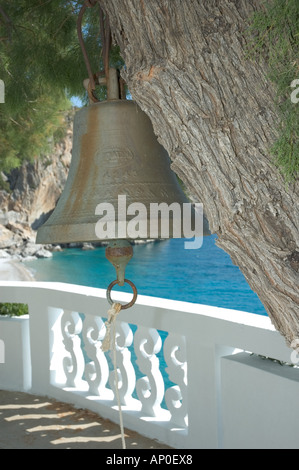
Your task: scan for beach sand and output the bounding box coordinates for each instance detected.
[0,259,35,281]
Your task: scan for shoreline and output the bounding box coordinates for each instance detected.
[0,258,36,282]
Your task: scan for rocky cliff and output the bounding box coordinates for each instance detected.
[0,116,73,260]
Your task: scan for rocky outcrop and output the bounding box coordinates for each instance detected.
[0,116,73,260]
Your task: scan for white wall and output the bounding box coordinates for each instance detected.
[221,352,299,449]
[0,316,31,391]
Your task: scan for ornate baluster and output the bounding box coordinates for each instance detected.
[134,326,164,416]
[164,333,188,427]
[109,321,136,406]
[83,314,110,396]
[61,310,85,388]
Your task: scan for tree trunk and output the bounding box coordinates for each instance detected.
[100,0,299,345]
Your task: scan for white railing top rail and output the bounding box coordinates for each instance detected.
[0,280,291,362]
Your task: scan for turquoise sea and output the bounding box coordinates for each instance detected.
[25,235,267,316]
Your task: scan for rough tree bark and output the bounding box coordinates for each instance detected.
[99,0,299,345]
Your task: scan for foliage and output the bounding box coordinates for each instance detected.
[0,303,28,317]
[0,1,123,176]
[248,0,299,181]
[1,0,297,182]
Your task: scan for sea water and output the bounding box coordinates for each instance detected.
[25,235,267,315]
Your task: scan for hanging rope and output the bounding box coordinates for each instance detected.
[102,302,126,449]
[99,3,111,81]
[77,0,111,102]
[102,302,121,352]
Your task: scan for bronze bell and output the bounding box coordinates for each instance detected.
[37,95,209,244]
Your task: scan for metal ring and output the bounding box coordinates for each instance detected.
[106,279,138,310]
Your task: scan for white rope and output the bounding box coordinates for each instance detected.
[101,302,126,449]
[101,302,121,352]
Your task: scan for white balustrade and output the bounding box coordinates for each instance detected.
[61,310,85,388]
[108,321,136,406]
[134,326,165,417]
[0,280,298,449]
[82,314,109,396]
[164,333,188,427]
